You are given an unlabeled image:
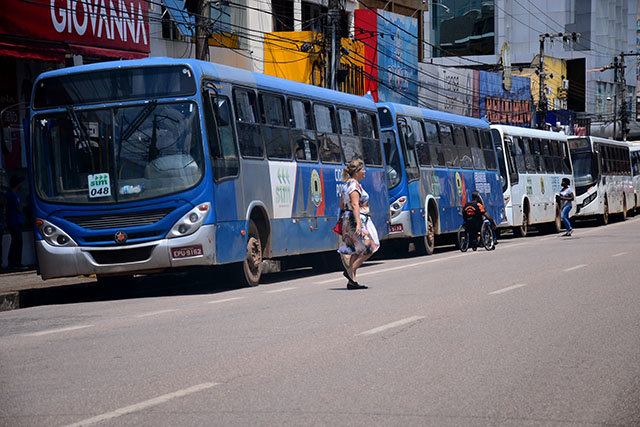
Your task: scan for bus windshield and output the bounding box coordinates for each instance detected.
[33,101,204,204]
[571,151,597,191]
[382,130,402,189]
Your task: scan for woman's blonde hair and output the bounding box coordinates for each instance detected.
[341,159,364,180]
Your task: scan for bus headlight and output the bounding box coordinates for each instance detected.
[167,203,210,238]
[390,196,407,218]
[582,191,597,207]
[35,219,76,247]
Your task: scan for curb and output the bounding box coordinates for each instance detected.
[0,291,19,311]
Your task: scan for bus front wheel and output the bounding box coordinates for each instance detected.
[598,200,609,226]
[513,209,529,237]
[415,212,435,255]
[240,220,262,287]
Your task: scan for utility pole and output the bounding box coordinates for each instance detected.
[186,0,210,61]
[612,56,618,140]
[326,0,341,90]
[536,32,579,130]
[618,52,630,141]
[537,34,547,130]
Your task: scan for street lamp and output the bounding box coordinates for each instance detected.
[432,1,450,13]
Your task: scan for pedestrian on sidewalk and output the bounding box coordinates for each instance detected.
[5,175,26,270]
[559,177,575,236]
[338,159,379,289]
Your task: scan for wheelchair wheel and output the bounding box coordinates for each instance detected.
[457,224,469,252]
[481,221,495,251]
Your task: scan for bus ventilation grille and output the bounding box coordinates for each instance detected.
[89,246,155,265]
[65,208,174,230]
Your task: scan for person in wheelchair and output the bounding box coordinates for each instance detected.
[462,191,496,250]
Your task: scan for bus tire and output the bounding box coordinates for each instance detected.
[414,211,435,255]
[513,206,529,237]
[621,197,627,221]
[598,199,609,226]
[549,204,562,234]
[239,220,262,287]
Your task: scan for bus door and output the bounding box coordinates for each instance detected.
[289,98,329,253]
[202,86,244,263]
[396,117,422,233]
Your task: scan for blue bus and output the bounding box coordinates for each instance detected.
[29,57,389,286]
[377,103,504,254]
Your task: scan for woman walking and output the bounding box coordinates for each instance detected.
[559,177,575,236]
[338,159,379,289]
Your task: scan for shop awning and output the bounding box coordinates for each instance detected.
[69,44,148,60]
[0,40,65,62]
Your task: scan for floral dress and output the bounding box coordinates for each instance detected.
[337,179,380,256]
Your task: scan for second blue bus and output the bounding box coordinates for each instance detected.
[377,103,504,254]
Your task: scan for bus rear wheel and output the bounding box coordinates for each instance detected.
[621,197,627,221]
[240,220,262,287]
[548,205,562,234]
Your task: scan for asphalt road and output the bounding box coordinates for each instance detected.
[1,217,640,426]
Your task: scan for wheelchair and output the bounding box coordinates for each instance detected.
[457,219,496,252]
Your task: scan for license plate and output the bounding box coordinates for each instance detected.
[171,245,203,258]
[390,224,404,232]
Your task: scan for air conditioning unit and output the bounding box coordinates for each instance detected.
[561,79,569,90]
[545,85,553,97]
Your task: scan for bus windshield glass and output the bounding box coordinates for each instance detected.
[33,101,204,204]
[33,66,196,109]
[571,151,597,190]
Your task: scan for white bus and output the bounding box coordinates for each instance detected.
[630,142,640,214]
[568,136,633,224]
[491,125,573,236]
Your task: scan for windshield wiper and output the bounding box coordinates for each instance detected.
[120,100,158,142]
[66,106,95,170]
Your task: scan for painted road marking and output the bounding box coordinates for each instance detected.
[64,382,219,427]
[207,297,245,304]
[317,253,469,284]
[564,264,587,272]
[265,287,298,293]
[135,309,178,318]
[612,251,628,257]
[24,325,94,337]
[358,316,425,336]
[489,284,527,295]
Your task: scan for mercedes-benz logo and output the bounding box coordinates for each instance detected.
[114,230,128,244]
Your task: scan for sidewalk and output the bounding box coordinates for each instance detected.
[0,267,95,311]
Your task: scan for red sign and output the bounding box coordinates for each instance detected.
[485,97,532,125]
[0,0,150,56]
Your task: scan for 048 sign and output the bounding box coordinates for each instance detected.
[88,173,111,198]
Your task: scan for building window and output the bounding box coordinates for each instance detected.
[431,0,495,57]
[273,0,294,31]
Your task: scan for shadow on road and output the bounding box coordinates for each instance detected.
[17,217,614,309]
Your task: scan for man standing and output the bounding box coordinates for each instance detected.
[6,175,26,270]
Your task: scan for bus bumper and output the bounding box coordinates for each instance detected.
[574,190,599,217]
[384,210,414,239]
[36,224,216,280]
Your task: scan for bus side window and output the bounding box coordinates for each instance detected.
[425,121,444,167]
[314,103,341,164]
[439,123,457,168]
[522,137,536,173]
[259,93,291,160]
[412,118,431,167]
[549,140,561,173]
[512,136,526,174]
[560,141,572,174]
[454,126,472,169]
[289,99,317,162]
[541,139,553,172]
[480,130,498,171]
[531,138,544,173]
[233,88,264,158]
[502,135,519,185]
[468,128,485,170]
[397,117,419,180]
[337,108,363,163]
[203,92,239,180]
[357,112,382,166]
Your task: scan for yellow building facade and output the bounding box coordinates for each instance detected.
[514,55,568,110]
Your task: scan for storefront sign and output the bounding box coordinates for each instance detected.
[0,0,150,56]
